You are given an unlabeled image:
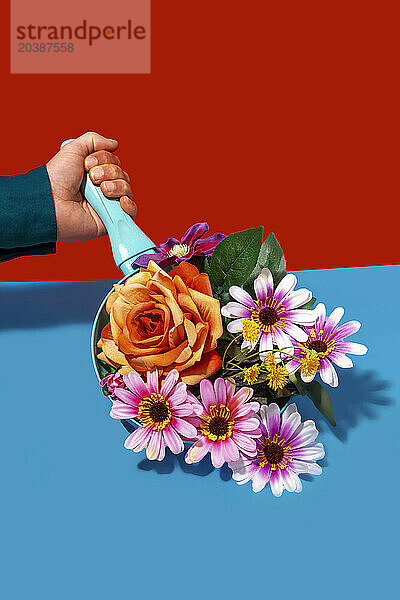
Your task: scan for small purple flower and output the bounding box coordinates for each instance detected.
[100,372,126,398]
[133,222,225,269]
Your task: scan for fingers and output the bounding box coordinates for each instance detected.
[66,131,118,158]
[64,131,137,221]
[84,150,121,170]
[101,179,133,200]
[88,163,133,201]
[89,163,128,185]
[120,196,138,219]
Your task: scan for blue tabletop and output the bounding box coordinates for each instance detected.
[0,265,398,599]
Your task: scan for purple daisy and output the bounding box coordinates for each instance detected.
[285,303,368,388]
[185,378,261,469]
[109,369,198,461]
[221,267,316,358]
[229,403,325,496]
[133,222,225,269]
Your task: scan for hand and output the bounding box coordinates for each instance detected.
[46,131,137,242]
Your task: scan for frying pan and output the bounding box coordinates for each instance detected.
[61,140,292,439]
[61,139,156,388]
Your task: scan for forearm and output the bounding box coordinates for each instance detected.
[0,165,57,262]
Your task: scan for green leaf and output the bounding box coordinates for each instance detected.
[203,256,211,277]
[244,232,286,294]
[209,226,263,292]
[98,365,108,378]
[290,374,336,427]
[219,291,231,306]
[299,297,317,310]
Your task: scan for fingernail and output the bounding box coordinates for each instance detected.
[108,138,118,144]
[103,181,115,193]
[91,166,104,181]
[85,156,98,169]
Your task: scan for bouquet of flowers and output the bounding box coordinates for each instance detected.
[97,223,367,497]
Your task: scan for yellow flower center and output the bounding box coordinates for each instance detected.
[250,298,286,334]
[264,351,276,371]
[243,364,261,385]
[200,405,234,442]
[266,365,289,391]
[168,243,191,258]
[242,318,261,343]
[264,353,288,391]
[305,328,335,358]
[138,393,171,430]
[300,349,320,378]
[257,434,292,470]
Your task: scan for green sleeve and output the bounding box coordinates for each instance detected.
[0,165,57,262]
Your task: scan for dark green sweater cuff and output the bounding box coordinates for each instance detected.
[0,165,57,261]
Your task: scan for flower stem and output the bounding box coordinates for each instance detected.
[221,334,243,371]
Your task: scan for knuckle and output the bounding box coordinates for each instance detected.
[99,152,120,167]
[98,150,110,163]
[115,180,128,195]
[108,164,121,178]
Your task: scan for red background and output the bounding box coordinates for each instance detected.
[1,1,398,281]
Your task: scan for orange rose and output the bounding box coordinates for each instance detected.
[97,260,223,385]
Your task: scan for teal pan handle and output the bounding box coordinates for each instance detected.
[61,139,156,275]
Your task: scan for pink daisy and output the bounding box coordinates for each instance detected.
[185,378,261,469]
[285,303,368,387]
[229,403,325,497]
[110,369,198,461]
[221,268,316,359]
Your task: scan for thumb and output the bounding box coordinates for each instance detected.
[64,131,118,158]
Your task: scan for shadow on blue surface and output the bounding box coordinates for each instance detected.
[120,419,217,477]
[0,281,114,329]
[136,442,330,486]
[139,449,216,477]
[295,369,393,443]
